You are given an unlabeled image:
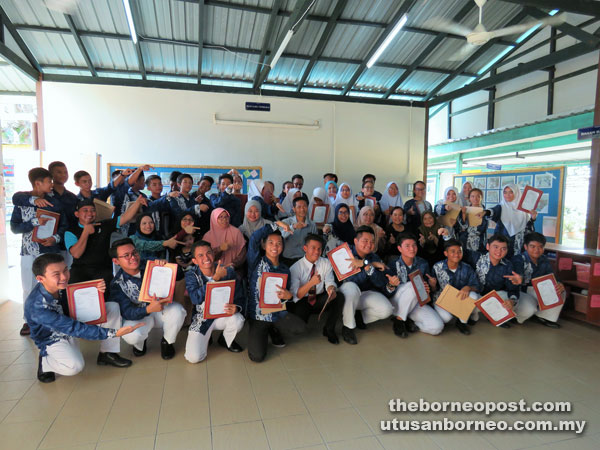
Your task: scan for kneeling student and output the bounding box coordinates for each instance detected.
[512,232,565,328]
[431,239,480,335]
[184,241,245,363]
[26,254,140,383]
[109,238,187,359]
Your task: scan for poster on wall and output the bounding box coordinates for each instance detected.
[487,176,500,190]
[501,176,515,189]
[516,175,533,190]
[486,190,499,204]
[473,177,486,189]
[534,173,553,189]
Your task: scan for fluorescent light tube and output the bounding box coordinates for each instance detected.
[271,30,294,69]
[367,14,408,68]
[123,0,137,44]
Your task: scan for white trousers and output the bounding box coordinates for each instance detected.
[21,254,37,303]
[184,313,245,364]
[516,287,565,323]
[435,291,480,324]
[390,283,444,335]
[339,282,393,329]
[122,302,186,350]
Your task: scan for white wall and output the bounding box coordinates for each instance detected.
[41,82,425,197]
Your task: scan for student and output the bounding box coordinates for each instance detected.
[511,232,565,328]
[379,182,403,224]
[230,170,248,213]
[279,196,318,266]
[189,175,213,235]
[11,167,67,336]
[356,180,381,222]
[431,239,480,335]
[203,208,247,269]
[457,188,488,253]
[308,187,334,224]
[384,234,443,337]
[169,171,182,192]
[322,204,356,253]
[169,173,196,212]
[289,234,344,344]
[248,179,278,220]
[333,183,359,223]
[130,213,181,264]
[291,174,310,204]
[210,173,242,227]
[239,200,272,240]
[278,188,302,219]
[278,181,293,205]
[144,174,170,237]
[404,180,432,234]
[26,254,137,383]
[383,207,406,261]
[338,226,394,345]
[434,187,460,216]
[111,165,149,218]
[109,238,187,359]
[417,211,445,266]
[361,174,382,201]
[473,234,523,328]
[74,170,124,201]
[325,180,338,203]
[355,205,385,254]
[323,173,338,185]
[47,161,78,228]
[184,241,245,363]
[458,181,473,207]
[145,174,164,201]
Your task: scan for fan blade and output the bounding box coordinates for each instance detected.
[447,43,477,61]
[422,17,473,37]
[487,13,567,39]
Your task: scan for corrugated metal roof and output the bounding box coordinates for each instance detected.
[0,57,36,92]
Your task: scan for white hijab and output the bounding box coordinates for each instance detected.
[436,186,459,208]
[379,181,403,211]
[500,183,528,236]
[333,182,359,209]
[248,179,265,201]
[308,187,334,223]
[458,181,472,207]
[280,188,301,217]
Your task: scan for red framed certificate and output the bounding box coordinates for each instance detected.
[139,261,177,302]
[364,196,377,208]
[310,203,329,226]
[204,280,235,319]
[66,280,107,325]
[517,185,543,213]
[327,242,360,281]
[532,274,563,311]
[409,270,430,306]
[32,209,60,243]
[474,291,516,326]
[259,273,288,309]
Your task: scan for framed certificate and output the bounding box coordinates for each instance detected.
[327,242,360,281]
[474,291,515,326]
[532,274,563,311]
[66,280,107,325]
[409,270,430,306]
[139,261,177,302]
[93,198,115,221]
[259,272,288,309]
[517,185,543,213]
[310,204,329,226]
[204,280,235,319]
[32,209,60,243]
[364,196,377,208]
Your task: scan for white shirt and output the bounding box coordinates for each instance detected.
[289,256,336,302]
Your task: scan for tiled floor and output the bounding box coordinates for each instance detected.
[0,298,599,450]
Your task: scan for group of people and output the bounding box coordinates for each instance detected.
[11,162,563,384]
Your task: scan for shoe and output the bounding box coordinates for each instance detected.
[467,318,477,326]
[132,340,147,357]
[531,315,561,329]
[209,336,213,346]
[20,323,30,336]
[218,334,243,352]
[97,352,132,368]
[499,320,512,329]
[269,326,286,348]
[161,337,175,360]
[37,355,55,383]
[393,318,408,338]
[322,327,339,345]
[406,318,418,333]
[342,326,357,345]
[354,311,367,329]
[456,321,471,335]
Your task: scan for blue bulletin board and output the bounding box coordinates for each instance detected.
[453,166,565,243]
[107,163,262,197]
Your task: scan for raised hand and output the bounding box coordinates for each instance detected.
[183,224,201,234]
[214,260,229,281]
[386,274,400,287]
[504,271,522,286]
[425,273,437,290]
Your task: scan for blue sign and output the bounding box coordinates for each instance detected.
[486,163,502,171]
[245,102,271,112]
[577,125,600,140]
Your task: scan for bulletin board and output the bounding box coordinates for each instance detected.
[107,163,262,196]
[453,166,565,243]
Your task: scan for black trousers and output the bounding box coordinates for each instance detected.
[286,291,344,333]
[247,314,306,363]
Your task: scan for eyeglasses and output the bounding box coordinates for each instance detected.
[338,210,349,215]
[117,250,139,260]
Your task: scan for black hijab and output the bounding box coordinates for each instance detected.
[332,204,356,244]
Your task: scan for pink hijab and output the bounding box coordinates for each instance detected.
[203,208,246,267]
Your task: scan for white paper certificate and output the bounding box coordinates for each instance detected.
[208,286,231,315]
[148,266,172,298]
[413,274,428,300]
[331,248,353,275]
[263,277,283,305]
[37,215,56,239]
[537,279,560,306]
[481,297,509,321]
[73,287,101,323]
[520,189,540,211]
[365,198,375,208]
[312,206,327,223]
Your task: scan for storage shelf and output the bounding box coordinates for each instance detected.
[562,279,589,289]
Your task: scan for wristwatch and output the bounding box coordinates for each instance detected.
[363,259,369,267]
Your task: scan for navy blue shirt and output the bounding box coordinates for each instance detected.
[432,260,479,296]
[511,251,555,292]
[344,246,387,292]
[474,253,520,299]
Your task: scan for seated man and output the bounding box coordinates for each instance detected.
[431,239,480,335]
[210,173,242,227]
[184,240,245,363]
[289,234,344,344]
[385,234,443,337]
[338,226,394,345]
[26,254,138,383]
[512,232,565,328]
[278,196,317,266]
[109,238,187,359]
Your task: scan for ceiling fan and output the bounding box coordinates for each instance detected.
[424,0,566,61]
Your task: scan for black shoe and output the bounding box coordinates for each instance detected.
[218,334,243,352]
[322,327,339,345]
[161,337,175,360]
[393,318,408,338]
[97,352,132,368]
[342,326,357,345]
[467,318,477,326]
[37,355,55,383]
[354,311,367,329]
[456,321,471,335]
[132,340,147,357]
[209,336,213,346]
[269,326,286,348]
[406,318,418,333]
[20,323,30,336]
[499,320,512,329]
[531,315,561,329]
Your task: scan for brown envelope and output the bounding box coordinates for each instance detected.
[435,285,476,322]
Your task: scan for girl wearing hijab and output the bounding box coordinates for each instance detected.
[457,188,488,253]
[458,181,473,207]
[131,213,180,263]
[404,180,433,234]
[484,183,537,258]
[277,188,302,219]
[434,186,461,238]
[379,182,403,224]
[356,205,385,253]
[325,180,338,203]
[333,183,359,224]
[248,179,278,220]
[322,204,356,253]
[203,208,247,269]
[239,200,272,240]
[308,187,334,226]
[383,206,406,261]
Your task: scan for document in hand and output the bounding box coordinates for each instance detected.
[435,285,476,322]
[327,242,360,281]
[66,280,107,324]
[93,198,115,221]
[139,261,178,302]
[474,291,516,326]
[439,202,460,227]
[517,185,543,213]
[310,204,329,226]
[532,274,563,310]
[204,280,235,319]
[466,206,484,227]
[364,196,376,208]
[259,273,288,310]
[33,209,60,243]
[409,270,430,306]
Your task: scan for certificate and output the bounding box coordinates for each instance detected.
[139,261,177,302]
[204,280,235,319]
[259,272,288,309]
[474,291,516,326]
[66,280,107,325]
[327,242,360,281]
[435,285,475,322]
[310,204,329,226]
[517,185,543,213]
[93,198,115,221]
[364,196,376,208]
[33,209,60,243]
[532,274,563,310]
[439,202,460,227]
[409,270,430,306]
[466,206,484,227]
